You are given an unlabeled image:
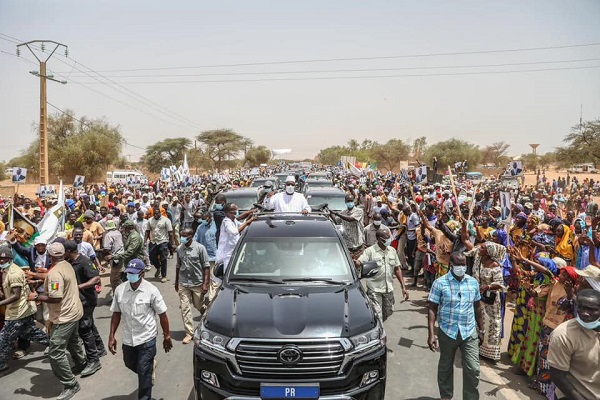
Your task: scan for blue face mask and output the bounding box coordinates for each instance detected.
[198,220,207,226]
[127,272,141,284]
[215,204,223,211]
[346,202,355,209]
[576,316,600,330]
[180,236,189,245]
[0,262,11,269]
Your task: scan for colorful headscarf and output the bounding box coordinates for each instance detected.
[555,224,575,261]
[562,266,579,282]
[528,215,540,226]
[484,241,507,264]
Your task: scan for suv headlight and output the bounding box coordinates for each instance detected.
[194,324,233,356]
[349,324,386,354]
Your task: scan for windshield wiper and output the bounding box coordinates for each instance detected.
[281,277,348,285]
[229,277,283,284]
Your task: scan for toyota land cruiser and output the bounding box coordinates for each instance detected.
[193,213,386,400]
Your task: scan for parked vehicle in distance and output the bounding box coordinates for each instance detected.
[106,170,147,185]
[208,188,259,212]
[567,163,598,174]
[193,213,387,400]
[463,172,484,184]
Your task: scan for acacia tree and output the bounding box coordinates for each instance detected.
[197,129,246,171]
[142,137,191,173]
[9,110,124,182]
[481,141,510,166]
[555,119,600,167]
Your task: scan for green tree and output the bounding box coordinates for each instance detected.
[423,138,481,171]
[244,145,272,167]
[316,145,346,166]
[520,154,539,171]
[142,137,191,173]
[10,110,124,182]
[197,129,246,171]
[555,119,600,167]
[369,139,411,172]
[0,162,6,181]
[539,152,556,168]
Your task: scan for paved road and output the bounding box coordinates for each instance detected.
[0,259,540,400]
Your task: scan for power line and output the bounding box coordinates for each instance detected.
[2,33,203,132]
[71,64,600,84]
[60,57,600,78]
[49,56,202,131]
[50,57,203,130]
[46,101,147,150]
[52,42,600,73]
[0,48,39,66]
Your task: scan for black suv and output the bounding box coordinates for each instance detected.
[193,213,386,400]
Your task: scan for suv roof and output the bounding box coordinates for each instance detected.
[244,213,340,238]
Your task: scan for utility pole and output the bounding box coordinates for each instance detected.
[17,40,68,185]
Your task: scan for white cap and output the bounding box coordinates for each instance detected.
[285,175,295,183]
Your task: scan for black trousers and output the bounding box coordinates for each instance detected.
[79,306,105,363]
[149,242,169,278]
[123,338,156,400]
[406,238,417,270]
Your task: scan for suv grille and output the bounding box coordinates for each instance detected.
[235,340,344,378]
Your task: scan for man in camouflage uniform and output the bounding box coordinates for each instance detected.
[0,244,49,372]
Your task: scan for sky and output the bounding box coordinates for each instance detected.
[1,1,599,163]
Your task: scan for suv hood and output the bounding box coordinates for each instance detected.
[205,283,376,338]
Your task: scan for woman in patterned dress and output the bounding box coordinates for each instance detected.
[509,249,559,379]
[464,241,506,361]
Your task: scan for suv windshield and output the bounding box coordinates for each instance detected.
[229,238,353,281]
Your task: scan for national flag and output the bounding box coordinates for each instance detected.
[50,281,60,291]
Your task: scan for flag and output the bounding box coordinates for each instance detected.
[182,153,190,178]
[36,180,65,244]
[348,163,363,177]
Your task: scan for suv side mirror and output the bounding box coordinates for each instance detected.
[361,261,380,278]
[214,262,225,279]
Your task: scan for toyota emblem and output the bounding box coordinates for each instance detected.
[277,346,303,366]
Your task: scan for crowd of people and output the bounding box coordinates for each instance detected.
[0,161,598,400]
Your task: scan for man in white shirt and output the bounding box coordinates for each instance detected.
[266,176,311,214]
[108,259,172,400]
[214,203,255,294]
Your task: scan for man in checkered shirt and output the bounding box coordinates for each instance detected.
[427,251,484,400]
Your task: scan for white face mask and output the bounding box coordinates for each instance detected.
[452,265,467,277]
[285,185,295,195]
[373,220,382,227]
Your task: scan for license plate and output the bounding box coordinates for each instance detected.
[260,383,320,399]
